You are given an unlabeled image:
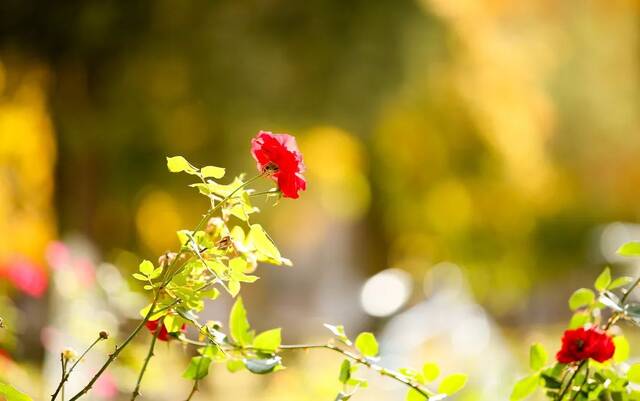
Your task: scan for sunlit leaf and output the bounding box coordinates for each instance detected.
[595,268,611,292]
[510,375,539,401]
[226,359,244,373]
[529,343,547,371]
[324,324,352,346]
[609,276,634,290]
[355,332,379,357]
[613,336,630,363]
[569,288,595,311]
[182,356,212,380]
[618,242,640,257]
[253,328,281,353]
[438,373,467,395]
[249,224,281,261]
[201,165,225,179]
[167,156,197,174]
[628,364,640,383]
[229,297,254,346]
[422,362,440,382]
[0,383,32,401]
[568,312,590,329]
[339,359,351,384]
[406,388,428,401]
[132,273,147,281]
[139,260,154,275]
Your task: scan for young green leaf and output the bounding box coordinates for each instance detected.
[422,362,440,382]
[166,156,197,174]
[339,359,351,384]
[229,297,255,346]
[182,356,212,380]
[132,273,147,281]
[613,336,630,363]
[406,388,428,401]
[253,328,281,353]
[226,359,245,373]
[609,276,633,290]
[139,260,154,275]
[529,343,548,371]
[595,267,611,292]
[324,324,352,345]
[510,375,539,401]
[355,332,379,357]
[249,224,281,261]
[201,165,225,179]
[618,242,640,257]
[568,288,595,311]
[0,383,33,401]
[438,373,467,395]
[629,364,640,383]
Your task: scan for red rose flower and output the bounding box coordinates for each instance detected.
[251,131,306,199]
[145,319,186,342]
[556,327,615,364]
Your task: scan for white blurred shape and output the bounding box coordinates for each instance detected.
[451,312,491,356]
[360,268,412,317]
[600,222,640,263]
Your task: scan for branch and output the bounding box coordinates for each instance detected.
[51,334,105,401]
[130,321,162,401]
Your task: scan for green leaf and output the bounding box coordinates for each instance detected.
[406,388,428,401]
[226,359,244,373]
[164,315,187,333]
[324,324,352,345]
[229,297,254,346]
[249,224,281,261]
[167,156,197,174]
[201,165,225,179]
[339,359,351,384]
[569,288,595,311]
[618,242,640,257]
[0,383,32,401]
[148,266,163,280]
[510,375,539,401]
[610,276,633,290]
[139,260,154,275]
[529,343,548,371]
[422,362,440,382]
[132,273,147,281]
[568,312,590,329]
[355,332,379,357]
[253,328,281,353]
[613,336,630,363]
[244,356,282,374]
[629,364,640,384]
[182,356,212,380]
[595,268,612,292]
[438,373,467,395]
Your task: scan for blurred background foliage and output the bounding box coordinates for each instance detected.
[0,0,639,400]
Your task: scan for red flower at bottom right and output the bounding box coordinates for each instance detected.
[556,327,615,364]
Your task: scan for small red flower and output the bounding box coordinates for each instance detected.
[145,319,186,342]
[251,131,306,199]
[556,327,615,364]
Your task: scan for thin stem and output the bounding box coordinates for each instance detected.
[59,354,66,401]
[556,360,586,401]
[51,336,104,401]
[185,381,198,401]
[67,291,162,401]
[178,337,433,399]
[569,362,589,401]
[67,174,263,401]
[621,276,640,305]
[130,322,162,401]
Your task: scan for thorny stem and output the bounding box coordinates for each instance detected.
[556,360,586,401]
[130,321,162,401]
[181,337,433,399]
[184,356,205,401]
[66,175,264,400]
[51,335,104,401]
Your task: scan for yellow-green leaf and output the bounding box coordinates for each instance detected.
[568,288,595,311]
[438,373,467,395]
[201,165,225,179]
[529,343,547,371]
[629,363,640,383]
[0,383,33,401]
[139,260,154,275]
[618,242,640,257]
[249,224,281,261]
[166,156,197,174]
[594,267,611,292]
[614,336,630,363]
[510,375,539,401]
[355,332,379,357]
[422,362,440,382]
[229,297,254,346]
[253,328,281,353]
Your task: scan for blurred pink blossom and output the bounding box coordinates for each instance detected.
[0,258,48,298]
